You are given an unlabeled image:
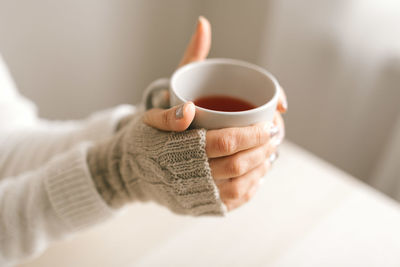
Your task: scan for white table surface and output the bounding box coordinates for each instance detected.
[19,142,400,267]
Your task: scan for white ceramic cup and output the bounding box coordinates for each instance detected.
[143,58,280,130]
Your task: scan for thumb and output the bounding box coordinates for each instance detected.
[143,102,195,132]
[178,16,211,67]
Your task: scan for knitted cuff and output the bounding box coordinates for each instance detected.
[88,114,226,216]
[127,119,225,216]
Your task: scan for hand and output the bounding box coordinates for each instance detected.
[144,102,283,211]
[90,101,284,214]
[142,17,286,211]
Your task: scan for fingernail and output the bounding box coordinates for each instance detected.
[198,16,206,24]
[268,152,279,164]
[196,16,203,30]
[264,122,279,138]
[175,104,184,119]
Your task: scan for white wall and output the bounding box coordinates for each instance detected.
[261,0,400,185]
[0,0,270,120]
[0,0,201,119]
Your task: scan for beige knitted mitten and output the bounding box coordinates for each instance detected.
[87,113,225,216]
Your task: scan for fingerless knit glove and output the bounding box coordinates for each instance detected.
[87,113,225,216]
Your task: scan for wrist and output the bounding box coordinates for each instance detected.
[87,133,130,209]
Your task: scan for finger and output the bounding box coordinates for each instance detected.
[206,122,277,158]
[178,16,211,67]
[209,143,276,180]
[271,112,285,146]
[224,183,260,211]
[277,86,288,113]
[218,160,268,199]
[218,161,269,211]
[143,102,195,132]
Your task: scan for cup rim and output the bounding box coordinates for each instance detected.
[170,58,280,115]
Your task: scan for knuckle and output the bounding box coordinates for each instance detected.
[217,134,237,154]
[228,157,246,177]
[254,126,264,145]
[161,111,170,127]
[227,183,243,199]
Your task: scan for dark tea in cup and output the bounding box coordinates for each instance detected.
[167,58,279,129]
[194,95,256,112]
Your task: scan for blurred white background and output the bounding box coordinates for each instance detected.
[0,0,399,199]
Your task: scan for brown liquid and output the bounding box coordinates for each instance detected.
[194,95,256,112]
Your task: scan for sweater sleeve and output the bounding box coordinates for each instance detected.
[0,54,130,265]
[0,143,114,266]
[0,105,137,178]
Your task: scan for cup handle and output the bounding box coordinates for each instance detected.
[141,78,170,110]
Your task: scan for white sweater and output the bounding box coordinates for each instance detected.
[0,55,136,266]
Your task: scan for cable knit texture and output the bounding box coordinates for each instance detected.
[88,113,226,216]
